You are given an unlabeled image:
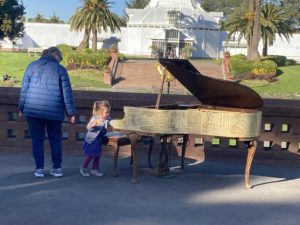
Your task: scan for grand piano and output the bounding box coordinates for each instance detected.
[111,59,263,189]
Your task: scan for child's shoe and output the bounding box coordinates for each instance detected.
[91,169,104,177]
[34,169,44,178]
[80,168,90,176]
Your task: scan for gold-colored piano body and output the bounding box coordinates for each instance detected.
[112,59,263,189]
[112,106,261,139]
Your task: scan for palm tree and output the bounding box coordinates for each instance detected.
[70,0,121,52]
[125,0,150,9]
[123,0,150,25]
[225,1,293,59]
[225,0,261,60]
[260,3,293,56]
[247,0,261,61]
[70,8,91,51]
[225,4,250,45]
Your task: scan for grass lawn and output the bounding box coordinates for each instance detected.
[68,69,110,90]
[0,52,110,89]
[240,65,300,98]
[0,51,299,98]
[0,52,39,86]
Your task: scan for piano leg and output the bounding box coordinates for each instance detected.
[158,135,171,176]
[244,140,257,189]
[147,140,154,169]
[113,144,119,177]
[158,136,166,176]
[129,133,138,183]
[166,137,172,172]
[143,136,154,169]
[181,134,189,170]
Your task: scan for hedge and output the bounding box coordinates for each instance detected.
[229,54,278,81]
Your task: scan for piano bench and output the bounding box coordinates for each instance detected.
[104,132,154,176]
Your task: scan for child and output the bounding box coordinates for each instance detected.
[80,100,111,177]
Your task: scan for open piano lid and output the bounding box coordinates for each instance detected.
[159,59,264,109]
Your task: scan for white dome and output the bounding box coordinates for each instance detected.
[127,0,219,30]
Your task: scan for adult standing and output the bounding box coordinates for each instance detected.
[18,46,76,178]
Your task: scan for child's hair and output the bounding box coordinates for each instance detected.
[92,100,111,116]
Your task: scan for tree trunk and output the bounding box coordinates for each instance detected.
[262,36,268,57]
[247,0,261,61]
[77,28,90,52]
[248,0,254,47]
[92,28,97,52]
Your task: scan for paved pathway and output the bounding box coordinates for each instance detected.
[1,152,300,225]
[112,59,223,92]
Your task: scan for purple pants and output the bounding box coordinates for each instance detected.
[82,156,100,170]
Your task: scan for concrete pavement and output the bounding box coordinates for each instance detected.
[1,152,300,225]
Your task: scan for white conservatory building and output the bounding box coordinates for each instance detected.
[2,0,300,61]
[118,0,223,58]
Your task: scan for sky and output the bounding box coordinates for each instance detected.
[22,0,127,22]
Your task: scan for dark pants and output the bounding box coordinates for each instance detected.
[27,117,62,169]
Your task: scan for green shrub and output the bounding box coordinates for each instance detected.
[66,50,110,70]
[57,44,77,67]
[118,53,127,62]
[96,49,108,53]
[262,55,287,67]
[229,57,253,79]
[229,55,278,82]
[83,48,93,54]
[249,60,278,82]
[231,54,247,60]
[57,44,76,55]
[286,59,297,66]
[252,60,277,76]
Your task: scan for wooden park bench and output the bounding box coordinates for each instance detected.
[104,132,154,177]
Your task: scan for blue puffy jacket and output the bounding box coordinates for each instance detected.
[18,55,76,121]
